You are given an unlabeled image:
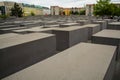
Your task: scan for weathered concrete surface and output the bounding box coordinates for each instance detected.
[59,23,80,27]
[2,43,117,80]
[52,26,88,51]
[108,22,120,30]
[92,29,120,60]
[82,24,101,39]
[0,33,56,79]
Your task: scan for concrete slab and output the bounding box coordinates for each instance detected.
[76,20,90,25]
[82,24,101,39]
[44,21,57,25]
[59,23,80,27]
[0,33,56,79]
[0,25,18,29]
[12,26,43,34]
[92,21,107,30]
[0,33,20,39]
[108,22,120,30]
[43,24,59,28]
[92,29,120,60]
[0,27,27,31]
[2,43,117,80]
[52,26,88,51]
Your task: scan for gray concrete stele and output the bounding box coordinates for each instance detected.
[2,43,117,80]
[0,33,56,79]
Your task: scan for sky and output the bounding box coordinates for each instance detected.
[0,0,120,8]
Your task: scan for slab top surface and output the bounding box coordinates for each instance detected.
[0,33,55,49]
[2,42,116,80]
[0,33,19,39]
[83,24,100,28]
[93,21,105,23]
[13,27,58,32]
[77,20,88,21]
[61,23,79,25]
[13,26,43,32]
[53,26,86,31]
[93,29,120,39]
[109,22,120,25]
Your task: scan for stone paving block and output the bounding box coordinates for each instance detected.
[92,29,120,60]
[2,43,117,80]
[0,33,56,79]
[108,22,120,30]
[52,27,88,51]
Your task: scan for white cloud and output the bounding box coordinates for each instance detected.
[0,0,119,8]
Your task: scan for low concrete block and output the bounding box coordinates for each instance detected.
[92,29,120,60]
[2,43,117,80]
[59,23,80,27]
[108,22,120,30]
[0,33,56,79]
[52,26,88,51]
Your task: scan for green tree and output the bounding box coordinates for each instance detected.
[94,0,120,17]
[93,0,111,17]
[31,11,35,16]
[11,3,23,17]
[111,4,120,16]
[79,10,85,15]
[74,11,79,15]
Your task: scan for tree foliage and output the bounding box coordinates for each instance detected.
[11,3,23,17]
[79,10,85,15]
[94,0,120,16]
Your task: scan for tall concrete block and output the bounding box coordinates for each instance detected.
[108,22,120,30]
[2,43,117,80]
[82,24,101,39]
[92,29,120,60]
[0,33,56,79]
[92,21,107,30]
[52,27,88,51]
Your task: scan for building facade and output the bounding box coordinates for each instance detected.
[50,6,60,15]
[0,1,50,16]
[50,6,84,16]
[22,3,43,16]
[0,1,23,15]
[42,7,50,15]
